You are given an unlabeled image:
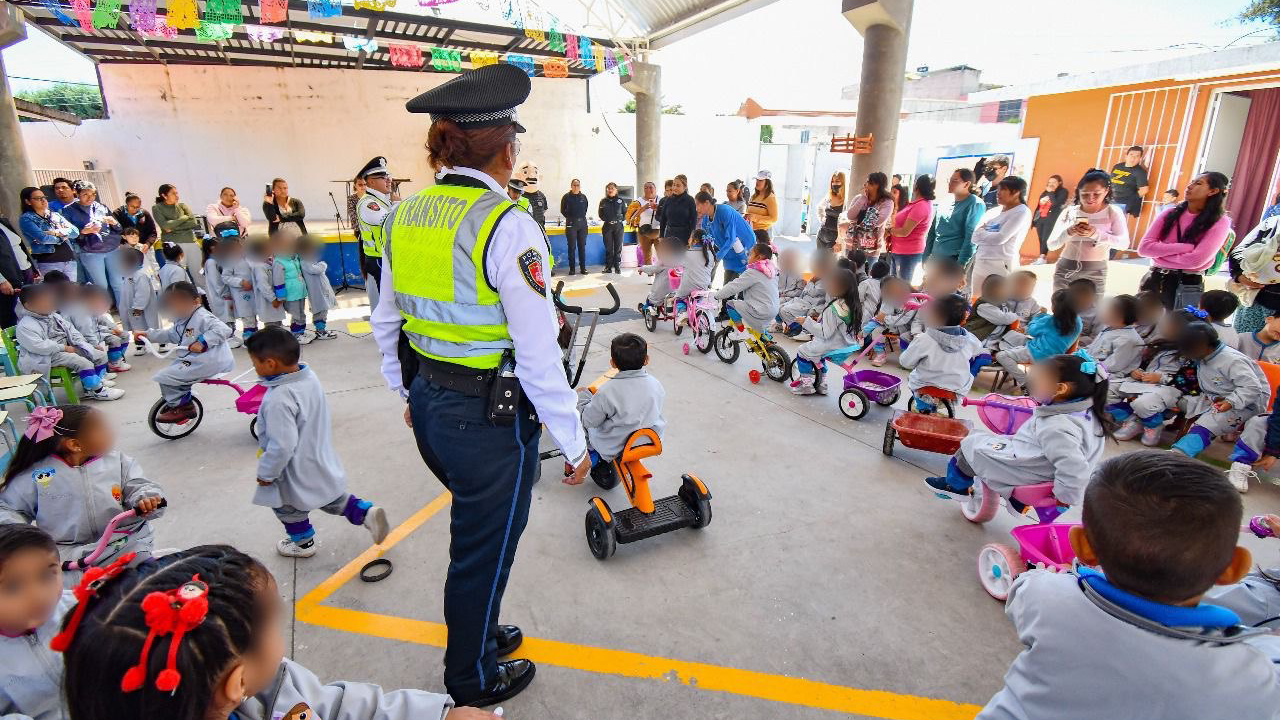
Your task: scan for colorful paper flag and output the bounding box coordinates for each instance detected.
[307,0,341,19]
[71,0,93,31]
[203,0,242,25]
[92,0,123,28]
[578,36,592,63]
[592,44,604,72]
[42,0,77,26]
[129,0,156,30]
[353,0,393,9]
[430,47,462,71]
[542,57,568,78]
[469,50,499,68]
[505,53,536,77]
[166,0,199,29]
[564,33,578,60]
[293,29,334,42]
[258,0,286,23]
[616,50,630,77]
[246,24,286,41]
[524,28,545,42]
[548,28,565,53]
[196,20,234,40]
[389,44,423,68]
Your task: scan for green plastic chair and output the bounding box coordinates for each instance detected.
[1,326,79,404]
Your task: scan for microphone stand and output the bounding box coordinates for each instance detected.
[328,191,354,293]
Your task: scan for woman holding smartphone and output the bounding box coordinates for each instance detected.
[1046,169,1129,294]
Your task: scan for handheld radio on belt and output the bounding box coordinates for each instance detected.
[487,351,520,425]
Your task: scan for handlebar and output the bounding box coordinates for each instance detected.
[66,498,168,570]
[129,333,178,359]
[552,282,620,316]
[960,397,1036,414]
[1246,515,1275,539]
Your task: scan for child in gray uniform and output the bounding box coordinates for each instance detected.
[976,450,1280,720]
[1084,294,1144,379]
[0,524,74,720]
[59,546,498,720]
[298,236,338,340]
[1068,277,1100,346]
[248,238,286,329]
[926,352,1110,509]
[15,284,123,401]
[1169,322,1269,458]
[245,327,389,558]
[116,246,159,357]
[714,243,780,334]
[138,282,234,423]
[158,243,195,290]
[220,236,260,339]
[580,333,666,486]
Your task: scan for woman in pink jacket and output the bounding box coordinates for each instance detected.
[205,186,251,234]
[1137,171,1230,309]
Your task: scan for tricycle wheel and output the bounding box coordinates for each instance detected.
[881,420,896,456]
[673,317,684,336]
[694,312,714,353]
[590,461,620,490]
[713,328,739,364]
[978,543,1024,601]
[763,344,790,382]
[938,398,955,417]
[679,475,712,529]
[643,306,658,332]
[961,480,1000,523]
[787,356,801,381]
[839,389,869,420]
[875,389,901,407]
[585,503,616,560]
[148,397,204,440]
[249,416,258,440]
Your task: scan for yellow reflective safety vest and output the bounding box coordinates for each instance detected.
[388,183,517,369]
[357,191,393,258]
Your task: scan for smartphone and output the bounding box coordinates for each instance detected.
[264,183,272,196]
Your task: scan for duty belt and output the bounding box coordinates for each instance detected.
[417,356,497,398]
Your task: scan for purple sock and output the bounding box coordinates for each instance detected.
[283,519,314,543]
[342,495,372,525]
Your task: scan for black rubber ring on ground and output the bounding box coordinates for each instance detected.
[359,558,393,582]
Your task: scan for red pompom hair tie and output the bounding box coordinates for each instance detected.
[121,575,210,693]
[50,552,137,653]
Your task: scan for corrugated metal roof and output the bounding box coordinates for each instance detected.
[10,0,618,75]
[608,0,781,48]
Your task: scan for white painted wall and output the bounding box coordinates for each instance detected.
[20,63,758,223]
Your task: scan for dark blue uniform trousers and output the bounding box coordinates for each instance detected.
[407,375,539,698]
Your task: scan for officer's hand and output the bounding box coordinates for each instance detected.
[564,455,590,486]
[403,405,413,428]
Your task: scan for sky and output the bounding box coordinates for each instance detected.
[3,0,1274,105]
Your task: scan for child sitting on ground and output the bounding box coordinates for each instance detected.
[639,236,686,311]
[995,270,1043,349]
[965,274,1020,349]
[714,243,780,334]
[789,267,860,396]
[58,545,499,720]
[1237,307,1280,363]
[1111,308,1204,447]
[117,246,159,357]
[898,294,983,412]
[1084,294,1144,379]
[974,450,1280,719]
[1168,322,1268,459]
[0,405,165,579]
[270,234,310,340]
[866,275,915,367]
[136,282,234,423]
[158,243,194,290]
[1134,289,1164,341]
[15,284,123,401]
[779,249,832,336]
[0,524,73,720]
[926,352,1111,510]
[579,333,666,486]
[1068,277,1100,346]
[298,236,338,340]
[1200,289,1241,350]
[247,327,389,557]
[219,235,259,340]
[776,248,806,303]
[994,289,1082,392]
[858,259,890,326]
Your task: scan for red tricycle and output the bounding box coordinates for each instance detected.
[136,337,265,440]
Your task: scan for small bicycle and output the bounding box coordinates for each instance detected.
[134,336,265,441]
[62,499,168,572]
[640,268,686,335]
[712,317,791,382]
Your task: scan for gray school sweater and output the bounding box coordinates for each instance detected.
[0,589,75,720]
[1085,326,1145,378]
[714,265,780,332]
[123,267,159,332]
[221,256,258,320]
[579,368,666,460]
[234,658,453,720]
[15,310,94,375]
[253,365,348,510]
[978,570,1280,720]
[145,307,234,376]
[0,450,164,565]
[301,258,337,314]
[1197,342,1269,411]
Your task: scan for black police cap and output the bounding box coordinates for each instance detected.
[406,63,530,133]
[357,156,390,179]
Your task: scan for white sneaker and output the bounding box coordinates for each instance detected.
[132,344,146,357]
[296,332,315,345]
[788,377,816,395]
[1113,419,1142,441]
[276,538,317,558]
[104,371,118,380]
[1228,462,1255,494]
[814,376,828,395]
[314,330,338,341]
[1140,425,1163,447]
[364,505,390,544]
[108,361,131,372]
[86,386,125,401]
[228,336,244,349]
[100,378,117,388]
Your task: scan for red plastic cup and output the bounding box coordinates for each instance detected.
[749,370,762,384]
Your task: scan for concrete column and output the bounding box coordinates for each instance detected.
[622,60,661,192]
[843,0,914,183]
[0,48,34,224]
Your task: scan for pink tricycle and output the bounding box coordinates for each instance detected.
[136,336,265,440]
[62,499,167,572]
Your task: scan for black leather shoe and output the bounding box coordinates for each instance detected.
[496,624,523,656]
[455,659,536,707]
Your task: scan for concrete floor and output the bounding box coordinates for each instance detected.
[85,261,1279,720]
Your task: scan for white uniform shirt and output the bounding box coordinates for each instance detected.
[357,187,397,234]
[372,166,587,465]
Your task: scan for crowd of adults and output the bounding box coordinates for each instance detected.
[0,176,311,328]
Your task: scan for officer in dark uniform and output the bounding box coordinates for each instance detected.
[371,64,590,707]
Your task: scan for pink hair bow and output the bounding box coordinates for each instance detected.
[24,407,63,442]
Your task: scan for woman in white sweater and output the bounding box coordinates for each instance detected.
[969,176,1032,289]
[1047,169,1130,294]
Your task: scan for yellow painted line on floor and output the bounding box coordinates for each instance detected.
[295,492,982,720]
[346,320,372,335]
[562,288,598,298]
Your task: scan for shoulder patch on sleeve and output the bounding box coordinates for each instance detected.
[366,201,381,212]
[517,247,547,296]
